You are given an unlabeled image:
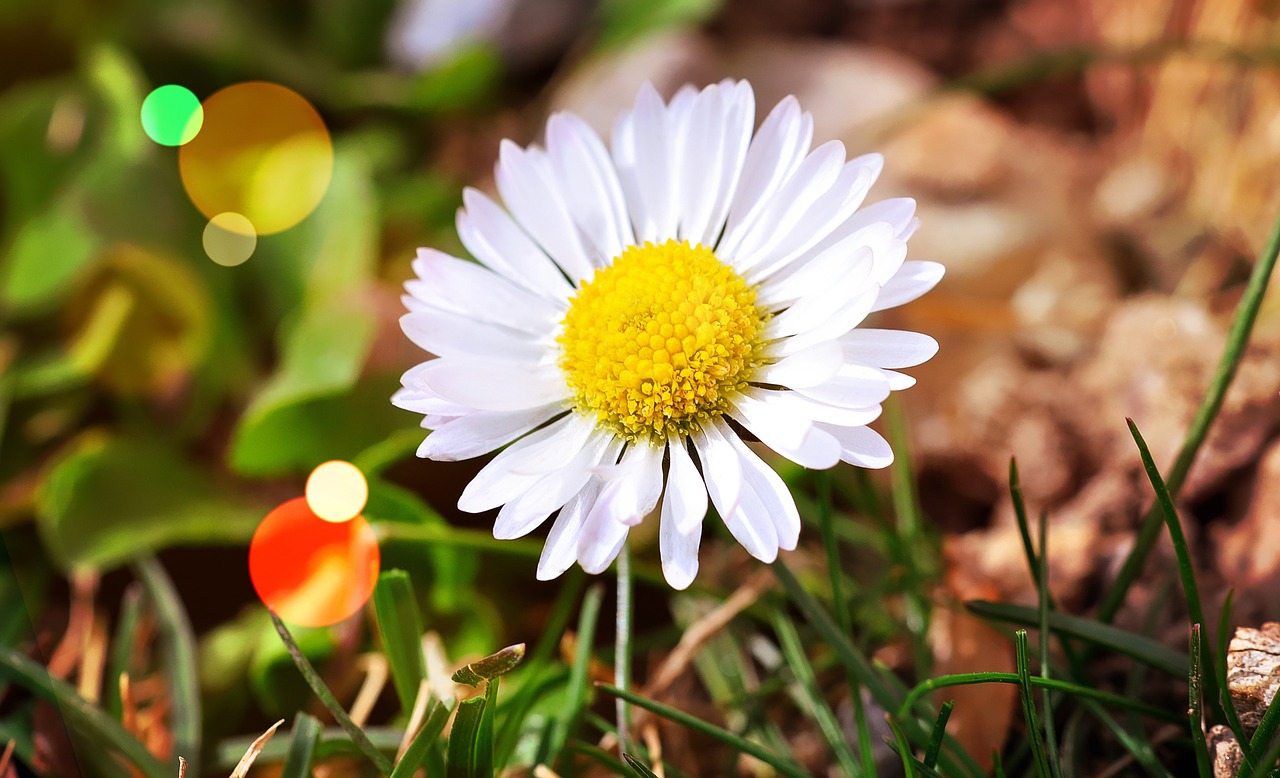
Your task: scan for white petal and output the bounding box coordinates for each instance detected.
[660,503,701,590]
[723,430,801,551]
[619,82,677,242]
[537,480,601,581]
[416,404,563,461]
[691,424,743,519]
[416,358,565,411]
[729,394,841,469]
[739,386,883,427]
[400,308,545,362]
[457,414,588,512]
[492,431,615,541]
[753,340,843,389]
[689,80,754,247]
[457,188,573,301]
[724,484,780,562]
[881,369,916,390]
[719,96,813,254]
[872,261,945,312]
[794,364,892,409]
[739,152,882,278]
[728,140,846,268]
[674,85,726,246]
[757,238,877,308]
[821,423,895,469]
[766,263,878,341]
[595,441,665,527]
[577,488,632,573]
[770,284,881,355]
[495,140,596,282]
[546,112,634,262]
[408,248,562,332]
[665,437,709,535]
[501,414,597,475]
[838,329,939,369]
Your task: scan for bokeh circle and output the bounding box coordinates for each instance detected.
[178,82,333,235]
[141,85,204,146]
[248,497,380,627]
[305,460,369,523]
[202,212,257,266]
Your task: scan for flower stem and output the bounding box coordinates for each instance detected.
[615,542,633,753]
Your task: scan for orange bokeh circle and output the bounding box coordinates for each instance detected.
[178,82,333,235]
[248,497,380,627]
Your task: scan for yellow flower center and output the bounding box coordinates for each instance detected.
[557,239,766,440]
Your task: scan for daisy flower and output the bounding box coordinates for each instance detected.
[394,79,942,590]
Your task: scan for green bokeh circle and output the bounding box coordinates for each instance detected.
[140,85,204,146]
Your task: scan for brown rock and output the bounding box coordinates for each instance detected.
[1226,622,1280,732]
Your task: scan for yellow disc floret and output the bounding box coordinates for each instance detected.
[557,239,766,440]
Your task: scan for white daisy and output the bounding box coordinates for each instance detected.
[394,79,942,590]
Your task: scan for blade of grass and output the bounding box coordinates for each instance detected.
[268,610,395,775]
[372,570,428,715]
[133,556,201,776]
[1245,720,1280,778]
[886,397,933,674]
[965,601,1187,676]
[545,583,604,765]
[280,713,323,778]
[0,646,168,778]
[1079,700,1176,778]
[1015,631,1053,778]
[104,582,143,721]
[598,684,808,778]
[899,671,1182,724]
[775,562,985,778]
[392,698,453,778]
[1098,209,1280,624]
[769,609,863,776]
[923,700,954,768]
[622,752,662,778]
[816,470,875,777]
[1248,693,1280,762]
[215,726,404,769]
[887,715,920,778]
[1035,514,1064,778]
[1188,625,1214,778]
[447,696,487,778]
[567,740,631,775]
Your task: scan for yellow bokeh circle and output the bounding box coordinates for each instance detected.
[202,212,257,266]
[179,82,332,236]
[305,460,369,523]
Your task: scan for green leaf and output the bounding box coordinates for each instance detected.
[373,570,429,714]
[965,601,1188,677]
[35,434,266,570]
[0,201,99,314]
[133,557,202,776]
[594,0,722,50]
[599,684,809,778]
[280,713,323,778]
[447,696,488,778]
[391,698,453,778]
[0,646,168,778]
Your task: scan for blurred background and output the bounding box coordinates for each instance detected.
[3,0,1280,775]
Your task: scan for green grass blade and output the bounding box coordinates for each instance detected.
[965,601,1187,676]
[899,671,1182,724]
[815,471,876,777]
[372,570,428,714]
[104,582,143,720]
[923,700,954,768]
[1215,590,1252,748]
[1248,692,1280,762]
[1036,512,1064,778]
[1079,700,1176,778]
[886,398,933,672]
[391,699,453,778]
[887,715,920,778]
[1188,624,1214,778]
[776,562,984,778]
[132,556,201,775]
[1245,720,1280,778]
[1015,631,1053,778]
[546,583,604,765]
[566,741,631,775]
[769,609,863,776]
[1098,210,1280,624]
[622,752,662,778]
[0,645,168,778]
[598,684,808,778]
[280,713,322,778]
[268,610,394,775]
[1009,459,1041,594]
[447,696,487,778]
